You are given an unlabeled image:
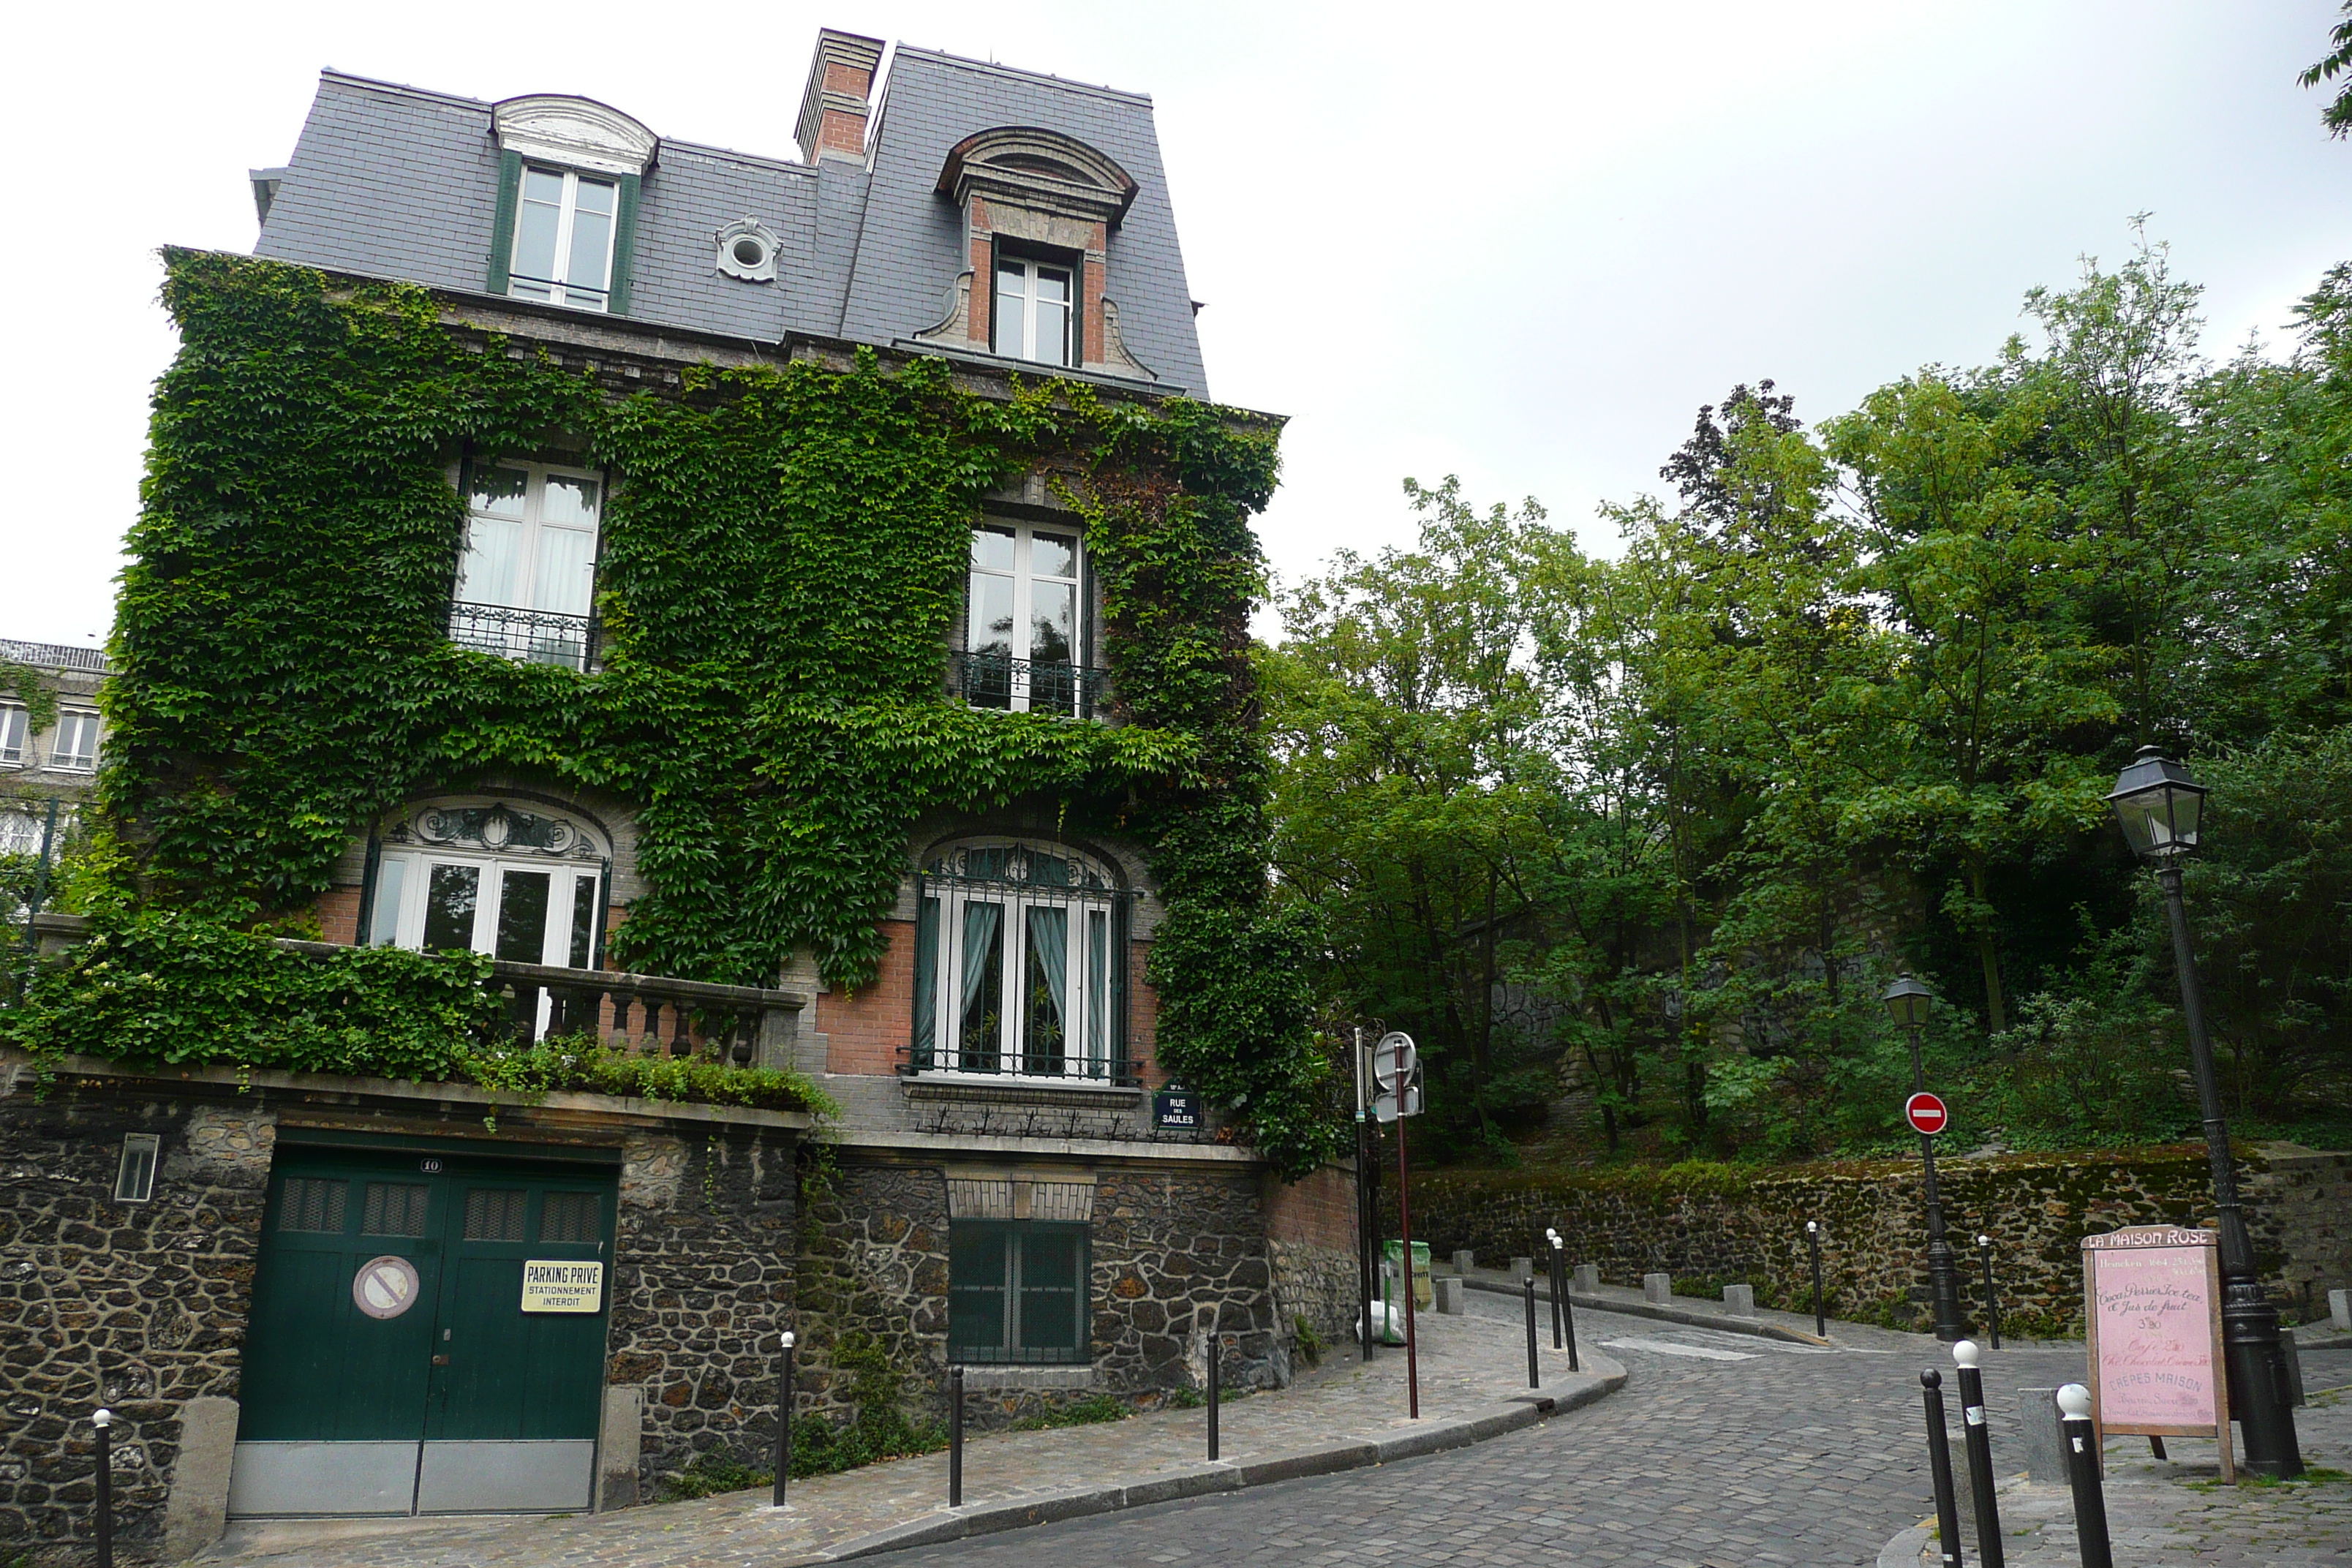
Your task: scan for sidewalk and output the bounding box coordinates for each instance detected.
[199,1308,1622,1568]
[1444,1257,2054,1353]
[1877,1384,2352,1567]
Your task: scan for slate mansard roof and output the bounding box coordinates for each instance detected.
[252,48,1209,396]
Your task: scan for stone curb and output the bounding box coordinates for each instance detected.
[1874,1520,1932,1568]
[796,1357,1627,1564]
[1460,1277,1834,1347]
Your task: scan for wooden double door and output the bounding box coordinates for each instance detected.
[228,1145,616,1516]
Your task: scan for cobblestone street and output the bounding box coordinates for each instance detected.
[867,1297,2352,1568]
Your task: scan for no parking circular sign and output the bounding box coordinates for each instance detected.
[1904,1092,1950,1137]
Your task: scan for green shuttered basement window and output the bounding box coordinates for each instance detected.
[948,1221,1088,1365]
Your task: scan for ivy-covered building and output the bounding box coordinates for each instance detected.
[0,26,1356,1561]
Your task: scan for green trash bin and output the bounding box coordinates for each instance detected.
[1382,1240,1433,1342]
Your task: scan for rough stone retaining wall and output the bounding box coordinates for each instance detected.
[1398,1145,2348,1335]
[798,1158,1290,1433]
[0,1086,271,1564]
[606,1125,799,1506]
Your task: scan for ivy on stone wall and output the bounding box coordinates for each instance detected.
[74,250,1335,1173]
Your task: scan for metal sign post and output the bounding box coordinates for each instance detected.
[1354,1028,1375,1362]
[1373,1031,1423,1418]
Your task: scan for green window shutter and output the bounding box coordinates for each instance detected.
[1016,1226,1086,1360]
[949,1221,1010,1360]
[608,173,642,316]
[486,150,523,295]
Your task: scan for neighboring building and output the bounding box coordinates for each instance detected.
[0,638,110,873]
[0,29,1352,1560]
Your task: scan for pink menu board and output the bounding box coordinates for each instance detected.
[2081,1225,2233,1482]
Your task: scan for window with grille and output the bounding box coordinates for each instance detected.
[913,840,1128,1080]
[464,1188,528,1241]
[361,1182,431,1236]
[278,1177,348,1233]
[539,1191,601,1243]
[948,1221,1088,1365]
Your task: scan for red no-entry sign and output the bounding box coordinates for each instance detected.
[1905,1092,1950,1137]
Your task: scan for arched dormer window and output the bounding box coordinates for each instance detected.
[911,840,1133,1083]
[364,798,610,976]
[486,95,658,314]
[913,127,1156,381]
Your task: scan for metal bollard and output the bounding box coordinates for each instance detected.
[1953,1341,2004,1568]
[1207,1330,1220,1461]
[771,1331,795,1507]
[2057,1384,2114,1568]
[1921,1371,1966,1568]
[948,1365,965,1507]
[1523,1273,1540,1389]
[1542,1222,1561,1354]
[1977,1236,2002,1350]
[1561,1258,1580,1373]
[1806,1220,1826,1338]
[93,1407,113,1568]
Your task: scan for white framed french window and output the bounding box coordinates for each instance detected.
[992,255,1074,366]
[0,705,25,766]
[451,460,602,668]
[50,711,100,772]
[508,166,618,312]
[964,522,1086,714]
[911,841,1124,1080]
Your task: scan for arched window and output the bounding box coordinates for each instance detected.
[366,799,608,973]
[911,840,1131,1082]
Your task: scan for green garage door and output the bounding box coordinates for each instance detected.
[229,1145,616,1516]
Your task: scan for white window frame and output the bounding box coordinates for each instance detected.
[508,166,619,312]
[992,255,1074,366]
[966,522,1085,712]
[919,842,1119,1081]
[49,710,100,772]
[0,705,24,766]
[456,459,603,617]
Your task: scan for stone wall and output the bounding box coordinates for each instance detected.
[1264,1164,1357,1358]
[0,1082,272,1565]
[1398,1144,2342,1335]
[605,1126,799,1507]
[797,1156,1286,1432]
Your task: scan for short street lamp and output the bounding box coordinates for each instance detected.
[1882,973,1965,1342]
[2107,745,2303,1477]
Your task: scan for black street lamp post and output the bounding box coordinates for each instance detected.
[1882,973,1966,1342]
[2106,745,2302,1477]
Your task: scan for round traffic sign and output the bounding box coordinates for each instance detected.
[1904,1092,1950,1137]
[1371,1031,1417,1091]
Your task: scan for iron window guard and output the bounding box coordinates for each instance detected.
[949,650,1110,719]
[448,600,598,672]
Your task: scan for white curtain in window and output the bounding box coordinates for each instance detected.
[532,521,597,617]
[1087,909,1109,1068]
[457,516,523,606]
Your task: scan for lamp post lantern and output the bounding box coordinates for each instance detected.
[2106,744,2302,1477]
[1882,973,1966,1342]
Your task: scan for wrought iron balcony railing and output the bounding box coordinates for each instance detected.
[448,600,598,672]
[949,650,1109,719]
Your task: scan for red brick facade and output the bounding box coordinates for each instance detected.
[1264,1161,1358,1251]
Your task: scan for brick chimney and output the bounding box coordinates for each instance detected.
[796,29,885,166]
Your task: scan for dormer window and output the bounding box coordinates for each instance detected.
[993,257,1073,366]
[509,168,617,311]
[488,94,657,316]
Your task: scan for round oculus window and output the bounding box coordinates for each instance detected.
[732,237,768,267]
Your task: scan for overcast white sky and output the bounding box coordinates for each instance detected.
[4,1,2348,648]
